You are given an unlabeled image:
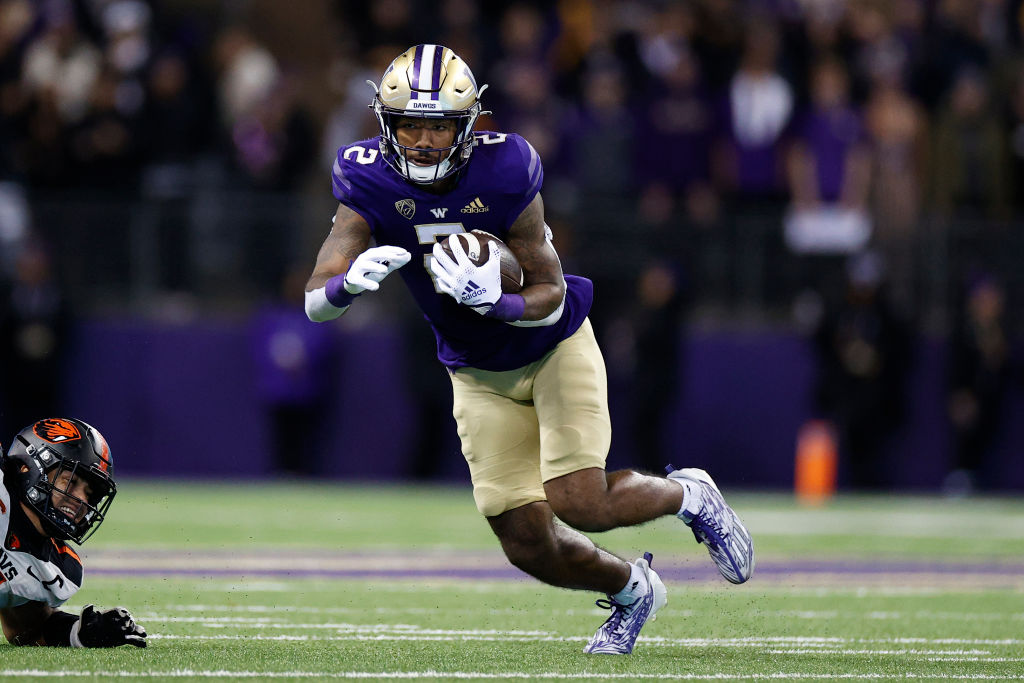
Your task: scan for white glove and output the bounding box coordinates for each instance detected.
[430,238,502,315]
[343,245,411,294]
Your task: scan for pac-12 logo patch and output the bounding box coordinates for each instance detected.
[34,419,81,443]
[395,198,416,219]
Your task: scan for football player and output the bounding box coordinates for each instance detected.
[0,418,146,648]
[305,44,755,654]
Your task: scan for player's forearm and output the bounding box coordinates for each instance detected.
[305,261,351,322]
[305,283,350,322]
[514,281,565,327]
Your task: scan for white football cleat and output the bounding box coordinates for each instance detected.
[583,552,667,655]
[667,466,755,584]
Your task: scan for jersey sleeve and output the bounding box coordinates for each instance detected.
[500,134,544,225]
[331,141,380,231]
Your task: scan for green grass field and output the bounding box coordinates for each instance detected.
[2,481,1022,681]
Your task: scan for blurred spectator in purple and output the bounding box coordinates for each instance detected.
[0,241,70,440]
[489,3,570,181]
[930,66,1010,219]
[488,4,555,114]
[565,61,635,197]
[784,55,872,299]
[812,250,912,490]
[945,274,1013,495]
[492,59,570,176]
[713,18,794,209]
[787,56,871,212]
[635,46,716,223]
[250,266,338,476]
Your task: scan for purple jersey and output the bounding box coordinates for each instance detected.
[331,132,593,371]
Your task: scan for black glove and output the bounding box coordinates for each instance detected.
[76,604,147,648]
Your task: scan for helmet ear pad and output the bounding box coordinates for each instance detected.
[2,418,117,544]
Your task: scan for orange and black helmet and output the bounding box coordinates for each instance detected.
[1,418,116,543]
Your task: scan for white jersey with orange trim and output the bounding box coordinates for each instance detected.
[0,470,83,608]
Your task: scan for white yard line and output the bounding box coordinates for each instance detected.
[144,604,1023,620]
[2,669,1023,679]
[138,632,1024,650]
[118,621,1024,647]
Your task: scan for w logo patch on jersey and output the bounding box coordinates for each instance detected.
[34,419,81,443]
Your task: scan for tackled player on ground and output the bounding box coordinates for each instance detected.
[0,418,146,648]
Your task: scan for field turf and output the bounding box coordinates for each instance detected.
[1,481,1021,680]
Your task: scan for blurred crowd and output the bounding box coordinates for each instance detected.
[0,1,1021,280]
[0,0,1022,490]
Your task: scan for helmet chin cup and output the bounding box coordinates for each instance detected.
[397,148,456,184]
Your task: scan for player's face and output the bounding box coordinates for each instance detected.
[394,117,458,166]
[50,469,94,524]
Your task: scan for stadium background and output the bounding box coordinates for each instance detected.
[1,0,1023,491]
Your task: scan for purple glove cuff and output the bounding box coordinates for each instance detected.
[325,274,358,308]
[484,293,525,322]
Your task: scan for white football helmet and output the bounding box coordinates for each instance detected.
[369,44,489,184]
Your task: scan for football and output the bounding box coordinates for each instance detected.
[440,230,524,293]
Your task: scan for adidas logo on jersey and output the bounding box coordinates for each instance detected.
[461,197,489,214]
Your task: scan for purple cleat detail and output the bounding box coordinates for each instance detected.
[667,466,755,584]
[583,552,667,655]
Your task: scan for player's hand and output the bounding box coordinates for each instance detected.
[430,239,503,315]
[343,246,412,294]
[75,605,148,648]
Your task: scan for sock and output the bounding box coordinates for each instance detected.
[669,476,696,518]
[611,560,649,604]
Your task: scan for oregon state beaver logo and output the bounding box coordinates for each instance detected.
[33,419,81,443]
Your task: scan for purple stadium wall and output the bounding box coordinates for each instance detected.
[59,319,1024,491]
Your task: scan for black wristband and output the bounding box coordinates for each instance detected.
[39,610,80,647]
